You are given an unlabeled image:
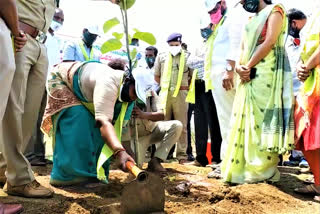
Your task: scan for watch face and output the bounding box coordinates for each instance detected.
[226,64,233,71]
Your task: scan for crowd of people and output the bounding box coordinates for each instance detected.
[0,0,319,213]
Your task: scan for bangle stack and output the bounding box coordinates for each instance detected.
[113,148,126,157]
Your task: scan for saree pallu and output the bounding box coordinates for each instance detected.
[221,4,294,184]
[41,62,133,183]
[295,11,320,151]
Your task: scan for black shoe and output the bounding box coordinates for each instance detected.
[187,154,195,161]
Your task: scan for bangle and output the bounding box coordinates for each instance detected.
[113,148,126,157]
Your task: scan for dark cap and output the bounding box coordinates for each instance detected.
[167,33,182,43]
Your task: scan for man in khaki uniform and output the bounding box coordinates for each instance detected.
[125,69,183,171]
[154,33,193,164]
[0,0,27,212]
[0,0,55,198]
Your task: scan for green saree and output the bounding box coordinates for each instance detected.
[221,4,294,184]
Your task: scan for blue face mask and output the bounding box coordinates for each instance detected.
[145,57,155,68]
[201,27,213,40]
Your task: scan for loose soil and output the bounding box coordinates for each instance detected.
[0,163,319,214]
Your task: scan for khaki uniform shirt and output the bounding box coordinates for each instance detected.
[154,51,192,91]
[136,92,163,137]
[17,0,56,33]
[79,63,123,125]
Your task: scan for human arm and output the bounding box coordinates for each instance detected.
[132,107,164,121]
[154,54,161,84]
[297,41,320,82]
[93,72,135,171]
[0,0,27,52]
[98,120,135,172]
[0,0,19,36]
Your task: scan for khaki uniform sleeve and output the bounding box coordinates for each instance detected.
[154,54,162,77]
[93,74,120,125]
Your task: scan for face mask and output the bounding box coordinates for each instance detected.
[210,7,222,24]
[169,46,181,56]
[243,0,259,13]
[289,26,300,38]
[119,81,133,102]
[145,57,155,68]
[83,31,97,47]
[201,27,213,39]
[50,20,62,32]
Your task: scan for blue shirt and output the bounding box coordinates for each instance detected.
[62,40,101,62]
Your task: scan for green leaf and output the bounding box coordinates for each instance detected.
[130,48,137,60]
[133,28,140,32]
[112,32,124,40]
[120,0,136,10]
[103,17,120,34]
[132,32,156,45]
[101,39,122,54]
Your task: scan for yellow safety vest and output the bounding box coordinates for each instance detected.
[204,16,226,92]
[79,41,94,61]
[186,69,198,104]
[159,50,186,114]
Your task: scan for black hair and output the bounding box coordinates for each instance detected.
[287,8,307,24]
[263,0,272,4]
[108,58,126,71]
[146,46,158,57]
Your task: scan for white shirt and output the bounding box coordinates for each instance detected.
[135,60,159,92]
[285,35,302,95]
[211,8,248,74]
[46,33,62,73]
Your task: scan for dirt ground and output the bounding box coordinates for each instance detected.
[0,163,319,214]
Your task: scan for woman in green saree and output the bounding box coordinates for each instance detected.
[41,61,145,186]
[221,0,294,184]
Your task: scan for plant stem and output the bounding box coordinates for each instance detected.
[121,1,132,73]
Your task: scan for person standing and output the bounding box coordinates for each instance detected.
[294,10,320,202]
[201,0,246,176]
[0,0,27,212]
[63,26,101,62]
[154,33,193,164]
[0,0,55,198]
[221,0,294,184]
[283,8,308,168]
[24,8,65,166]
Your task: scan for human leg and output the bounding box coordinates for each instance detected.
[205,91,222,163]
[186,104,195,161]
[172,91,188,161]
[194,81,209,166]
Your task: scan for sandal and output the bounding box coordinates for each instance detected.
[294,184,320,195]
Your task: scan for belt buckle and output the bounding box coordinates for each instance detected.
[36,31,47,44]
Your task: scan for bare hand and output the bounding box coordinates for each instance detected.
[236,64,250,83]
[116,150,135,172]
[132,106,145,119]
[222,71,234,91]
[14,31,27,52]
[297,63,310,82]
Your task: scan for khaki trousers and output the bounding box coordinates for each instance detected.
[135,120,182,167]
[165,90,188,160]
[0,32,48,186]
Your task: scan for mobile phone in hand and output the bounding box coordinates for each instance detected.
[250,68,257,79]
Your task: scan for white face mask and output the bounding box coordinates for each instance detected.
[169,46,181,56]
[50,20,62,32]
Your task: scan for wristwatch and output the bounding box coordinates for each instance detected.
[226,63,233,72]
